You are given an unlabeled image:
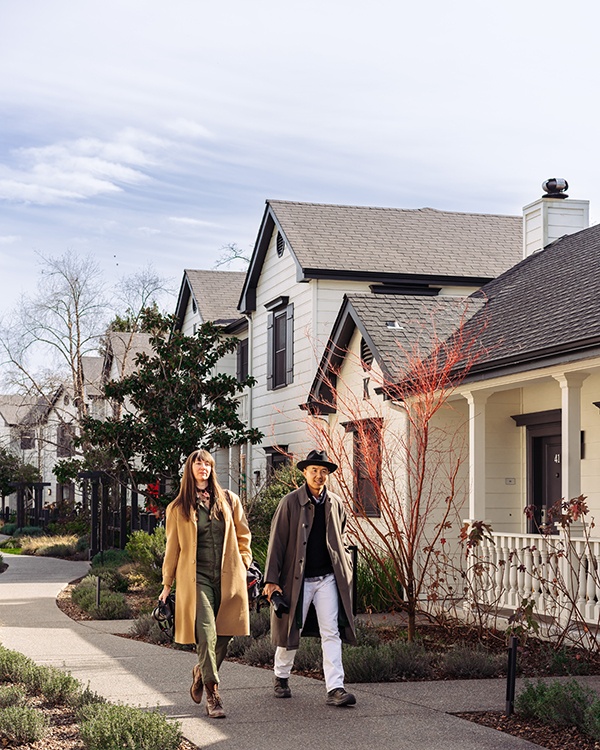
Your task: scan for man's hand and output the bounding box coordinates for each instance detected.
[263,583,283,601]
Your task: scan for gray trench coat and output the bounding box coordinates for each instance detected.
[263,484,357,649]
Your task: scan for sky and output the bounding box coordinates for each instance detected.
[1,0,599,318]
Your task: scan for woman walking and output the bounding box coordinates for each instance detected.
[159,449,252,718]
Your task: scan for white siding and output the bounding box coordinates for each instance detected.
[249,232,372,476]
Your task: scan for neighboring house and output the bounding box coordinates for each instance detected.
[0,388,78,510]
[173,269,248,493]
[238,199,522,485]
[306,183,600,626]
[81,355,106,420]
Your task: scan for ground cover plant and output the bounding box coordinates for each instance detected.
[0,644,196,750]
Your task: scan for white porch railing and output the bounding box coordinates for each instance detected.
[475,531,600,626]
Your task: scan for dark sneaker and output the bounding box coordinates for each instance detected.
[274,676,292,698]
[326,688,356,707]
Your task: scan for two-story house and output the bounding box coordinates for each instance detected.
[238,199,522,486]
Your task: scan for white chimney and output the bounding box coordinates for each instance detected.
[523,178,589,258]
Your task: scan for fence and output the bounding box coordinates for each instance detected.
[474,530,600,627]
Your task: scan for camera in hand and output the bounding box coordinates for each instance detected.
[270,590,290,618]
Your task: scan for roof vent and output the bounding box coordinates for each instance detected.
[542,178,569,199]
[385,320,403,329]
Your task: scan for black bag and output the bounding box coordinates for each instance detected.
[152,592,175,641]
[247,560,263,605]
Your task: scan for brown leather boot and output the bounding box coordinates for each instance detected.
[190,664,203,704]
[205,682,226,718]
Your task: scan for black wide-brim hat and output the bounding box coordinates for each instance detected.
[296,449,338,473]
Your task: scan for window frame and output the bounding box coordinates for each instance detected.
[344,418,382,517]
[265,296,294,391]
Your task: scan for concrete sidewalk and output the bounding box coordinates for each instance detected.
[1,551,591,750]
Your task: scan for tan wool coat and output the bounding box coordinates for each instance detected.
[264,484,357,650]
[162,492,252,645]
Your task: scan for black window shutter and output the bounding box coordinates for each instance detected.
[236,339,248,382]
[285,303,294,385]
[267,312,274,391]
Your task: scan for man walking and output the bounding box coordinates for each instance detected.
[263,449,357,706]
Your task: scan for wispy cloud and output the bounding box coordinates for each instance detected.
[0,235,20,245]
[0,129,167,206]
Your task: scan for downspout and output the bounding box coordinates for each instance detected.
[244,312,253,498]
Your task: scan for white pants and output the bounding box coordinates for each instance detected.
[274,573,344,692]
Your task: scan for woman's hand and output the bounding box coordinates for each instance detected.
[262,583,282,601]
[158,585,171,603]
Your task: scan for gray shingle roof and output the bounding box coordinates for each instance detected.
[269,201,522,278]
[82,356,104,397]
[465,223,600,374]
[0,395,39,426]
[184,270,246,324]
[346,294,485,382]
[105,332,154,379]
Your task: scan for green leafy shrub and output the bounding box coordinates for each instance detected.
[76,535,89,553]
[125,528,166,595]
[355,553,404,614]
[78,702,182,750]
[91,549,131,570]
[95,568,130,593]
[0,645,37,684]
[0,684,26,707]
[90,591,130,620]
[516,679,595,729]
[0,523,17,536]
[72,576,130,619]
[584,700,600,740]
[0,705,48,744]
[537,645,591,676]
[246,464,304,567]
[12,526,44,538]
[441,644,504,679]
[30,665,81,706]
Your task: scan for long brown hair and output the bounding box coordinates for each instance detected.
[173,449,226,521]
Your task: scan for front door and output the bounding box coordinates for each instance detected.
[530,435,562,533]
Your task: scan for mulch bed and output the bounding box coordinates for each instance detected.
[455,711,600,750]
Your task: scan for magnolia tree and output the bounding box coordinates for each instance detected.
[56,309,263,505]
[304,306,488,641]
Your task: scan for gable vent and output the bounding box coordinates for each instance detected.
[360,338,373,371]
[276,231,285,257]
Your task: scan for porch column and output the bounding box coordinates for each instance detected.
[464,391,489,520]
[554,372,588,502]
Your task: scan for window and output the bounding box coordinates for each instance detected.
[265,297,294,390]
[345,418,382,517]
[57,423,75,458]
[265,445,290,477]
[20,429,35,450]
[237,338,249,382]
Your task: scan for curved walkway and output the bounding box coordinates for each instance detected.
[0,551,582,749]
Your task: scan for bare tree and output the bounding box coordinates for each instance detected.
[0,251,109,423]
[0,254,173,488]
[213,242,251,269]
[304,304,488,641]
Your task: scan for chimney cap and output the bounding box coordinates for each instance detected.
[542,178,569,199]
